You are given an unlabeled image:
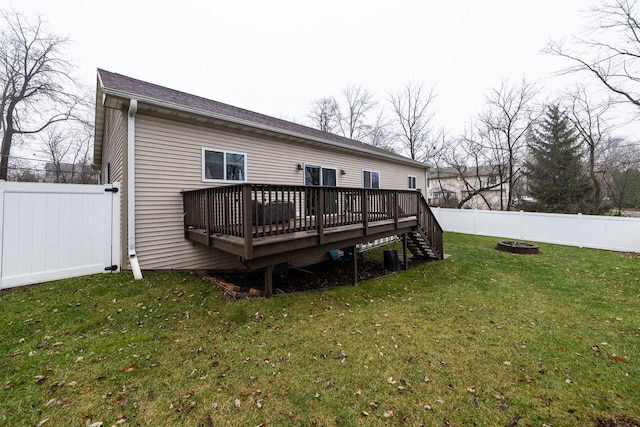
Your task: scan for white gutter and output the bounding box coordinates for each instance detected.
[127,99,143,280]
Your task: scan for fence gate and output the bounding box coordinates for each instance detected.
[0,181,121,290]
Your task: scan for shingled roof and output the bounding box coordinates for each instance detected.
[96,69,422,166]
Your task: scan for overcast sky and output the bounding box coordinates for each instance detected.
[4,0,638,143]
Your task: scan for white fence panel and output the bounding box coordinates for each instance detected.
[0,182,120,289]
[432,208,640,253]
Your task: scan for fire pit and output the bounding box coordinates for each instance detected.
[496,240,539,254]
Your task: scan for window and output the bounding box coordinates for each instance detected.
[488,175,497,186]
[304,165,336,186]
[363,170,380,189]
[202,148,246,182]
[408,175,417,190]
[304,165,338,215]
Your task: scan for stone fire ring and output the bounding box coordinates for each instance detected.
[496,240,539,254]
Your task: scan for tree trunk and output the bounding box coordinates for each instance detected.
[0,101,18,181]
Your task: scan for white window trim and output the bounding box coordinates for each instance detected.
[304,164,339,186]
[362,169,381,189]
[202,147,247,183]
[408,175,417,190]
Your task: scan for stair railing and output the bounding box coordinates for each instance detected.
[416,194,444,260]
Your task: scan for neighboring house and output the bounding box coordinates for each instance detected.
[44,162,100,184]
[94,70,442,290]
[428,166,508,210]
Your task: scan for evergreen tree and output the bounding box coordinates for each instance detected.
[525,104,592,213]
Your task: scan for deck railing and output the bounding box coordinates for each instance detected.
[183,184,442,258]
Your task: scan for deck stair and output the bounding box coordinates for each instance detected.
[406,230,439,260]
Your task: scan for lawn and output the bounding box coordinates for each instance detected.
[1,233,638,426]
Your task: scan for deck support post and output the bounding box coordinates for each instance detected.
[353,245,358,286]
[402,233,408,270]
[264,265,273,298]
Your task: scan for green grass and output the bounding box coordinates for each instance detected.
[1,233,638,426]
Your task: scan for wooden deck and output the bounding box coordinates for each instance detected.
[182,184,443,294]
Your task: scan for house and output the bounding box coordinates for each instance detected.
[94,70,442,293]
[427,166,508,210]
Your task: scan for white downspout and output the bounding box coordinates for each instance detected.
[127,99,143,279]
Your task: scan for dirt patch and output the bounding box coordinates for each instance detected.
[202,252,432,296]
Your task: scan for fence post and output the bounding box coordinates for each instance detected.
[394,191,399,228]
[205,190,211,247]
[362,189,369,235]
[317,187,325,244]
[520,210,524,240]
[473,208,478,235]
[242,185,253,259]
[577,213,583,248]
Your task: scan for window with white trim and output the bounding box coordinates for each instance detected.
[202,148,246,182]
[363,170,380,189]
[408,175,417,190]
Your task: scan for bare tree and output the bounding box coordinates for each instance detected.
[478,79,539,210]
[308,97,339,133]
[40,105,95,184]
[0,11,80,180]
[336,85,377,141]
[442,131,510,210]
[599,137,640,214]
[547,0,640,109]
[565,85,615,213]
[6,156,40,181]
[308,86,398,151]
[362,110,397,152]
[390,81,438,161]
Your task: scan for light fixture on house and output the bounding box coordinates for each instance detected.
[297,164,303,171]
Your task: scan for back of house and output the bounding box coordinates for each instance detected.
[94,69,435,273]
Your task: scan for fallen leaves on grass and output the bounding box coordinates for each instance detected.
[49,380,65,389]
[183,401,196,418]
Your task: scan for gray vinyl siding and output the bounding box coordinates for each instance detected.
[101,107,127,268]
[102,107,125,184]
[134,114,427,270]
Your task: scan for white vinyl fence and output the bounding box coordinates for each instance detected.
[0,181,121,289]
[432,208,640,253]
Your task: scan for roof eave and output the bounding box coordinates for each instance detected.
[100,87,427,170]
